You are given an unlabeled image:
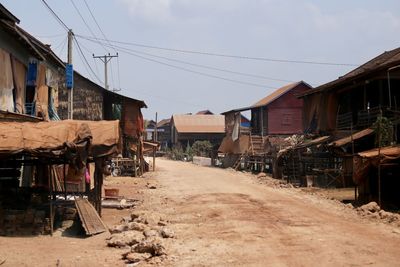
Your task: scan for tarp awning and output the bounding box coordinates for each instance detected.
[329,128,374,147]
[357,146,400,159]
[0,120,120,158]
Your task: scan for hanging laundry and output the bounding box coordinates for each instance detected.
[0,48,14,111]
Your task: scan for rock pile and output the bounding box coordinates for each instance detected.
[357,202,400,225]
[106,212,175,264]
[256,173,294,189]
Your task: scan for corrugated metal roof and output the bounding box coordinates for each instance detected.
[172,114,225,133]
[301,47,400,97]
[252,81,302,108]
[221,81,311,115]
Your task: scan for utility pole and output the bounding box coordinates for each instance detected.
[67,29,74,119]
[93,53,118,90]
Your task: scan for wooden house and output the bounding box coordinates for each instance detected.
[0,3,65,120]
[299,48,400,207]
[170,114,225,147]
[219,81,312,170]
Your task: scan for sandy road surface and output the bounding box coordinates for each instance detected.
[138,159,400,267]
[0,158,399,266]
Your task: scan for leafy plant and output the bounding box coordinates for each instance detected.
[372,116,393,147]
[191,140,213,157]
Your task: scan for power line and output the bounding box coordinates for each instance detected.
[73,36,102,83]
[69,0,107,52]
[104,43,274,89]
[79,35,296,84]
[82,0,121,88]
[40,0,69,31]
[76,34,358,67]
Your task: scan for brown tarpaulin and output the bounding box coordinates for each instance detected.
[0,120,120,158]
[0,48,14,111]
[122,99,144,138]
[218,135,250,154]
[11,56,26,114]
[35,63,48,120]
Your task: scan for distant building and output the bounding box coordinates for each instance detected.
[170,114,225,147]
[196,110,214,115]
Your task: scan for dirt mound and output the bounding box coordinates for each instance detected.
[356,202,400,225]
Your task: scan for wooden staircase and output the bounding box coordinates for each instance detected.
[232,152,246,170]
[249,135,265,155]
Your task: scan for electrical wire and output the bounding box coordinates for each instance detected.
[73,36,102,83]
[82,0,121,89]
[98,42,274,89]
[79,35,297,84]
[76,34,358,67]
[69,0,108,53]
[40,0,69,31]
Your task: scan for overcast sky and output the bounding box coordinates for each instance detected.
[2,0,400,120]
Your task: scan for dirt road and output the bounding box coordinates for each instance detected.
[1,158,399,266]
[137,159,400,266]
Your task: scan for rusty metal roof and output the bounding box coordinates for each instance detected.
[222,81,311,115]
[172,114,225,133]
[252,81,303,108]
[301,47,400,97]
[358,145,400,159]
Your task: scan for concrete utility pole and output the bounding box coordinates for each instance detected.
[93,53,118,90]
[67,29,73,119]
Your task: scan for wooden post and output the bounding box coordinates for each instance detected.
[48,165,53,236]
[94,159,101,214]
[63,163,67,200]
[152,147,156,172]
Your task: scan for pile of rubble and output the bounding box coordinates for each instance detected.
[356,202,400,226]
[107,212,175,264]
[255,173,294,189]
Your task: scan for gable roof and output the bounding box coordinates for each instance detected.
[221,81,311,114]
[302,47,400,97]
[252,81,309,108]
[196,110,214,115]
[157,118,170,127]
[172,114,224,133]
[0,4,20,24]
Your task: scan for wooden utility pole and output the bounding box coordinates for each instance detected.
[67,29,73,119]
[93,53,118,90]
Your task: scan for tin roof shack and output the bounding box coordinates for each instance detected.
[294,48,400,201]
[170,114,225,148]
[57,72,147,174]
[301,47,400,135]
[219,81,312,171]
[0,120,120,236]
[354,146,400,208]
[0,4,64,120]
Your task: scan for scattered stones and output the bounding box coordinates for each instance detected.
[157,220,168,226]
[358,202,380,213]
[143,229,158,238]
[109,224,129,234]
[124,252,152,263]
[257,172,267,178]
[160,227,175,238]
[128,222,147,232]
[106,231,144,247]
[133,239,166,256]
